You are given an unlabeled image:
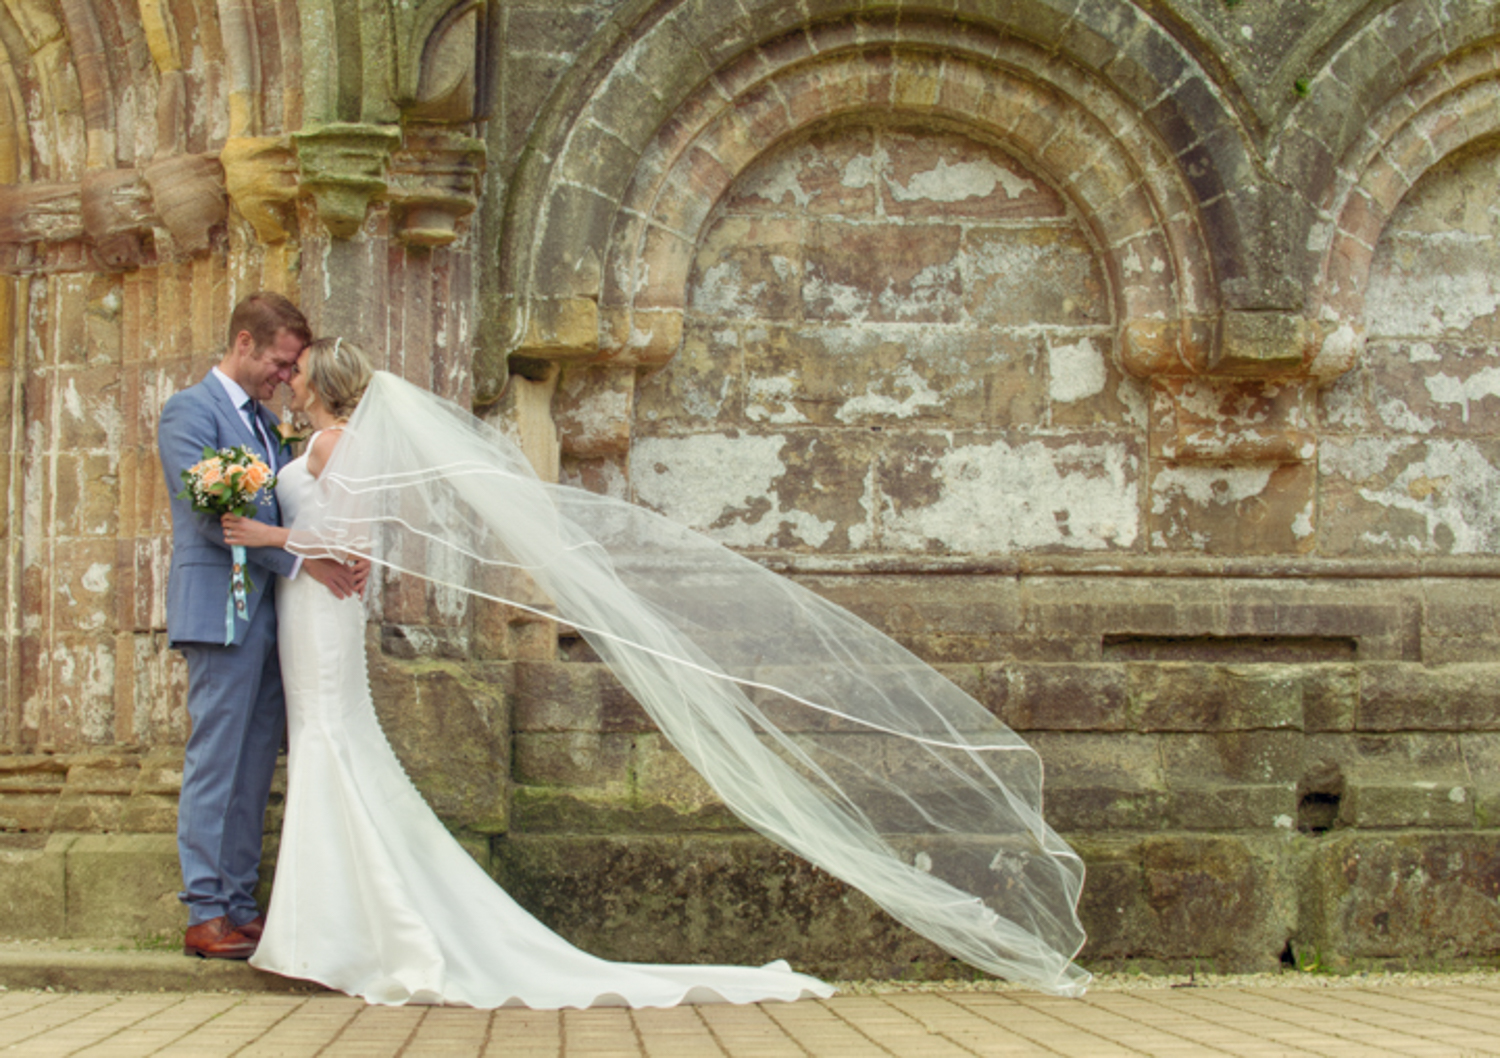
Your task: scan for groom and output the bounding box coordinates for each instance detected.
[158,292,363,958]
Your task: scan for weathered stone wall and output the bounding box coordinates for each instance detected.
[3,0,1500,977]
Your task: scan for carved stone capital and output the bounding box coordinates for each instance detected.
[292,123,402,239]
[221,136,299,244]
[387,126,486,247]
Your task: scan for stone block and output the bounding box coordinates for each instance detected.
[1343,782,1473,828]
[690,215,804,320]
[629,429,879,552]
[721,125,879,217]
[634,320,743,430]
[1299,832,1500,964]
[512,731,632,790]
[1360,662,1500,731]
[1319,437,1500,556]
[1165,784,1297,832]
[1149,461,1315,555]
[878,127,1066,221]
[369,651,509,833]
[1025,732,1169,831]
[1161,731,1306,785]
[964,225,1107,327]
[729,324,1045,430]
[65,833,183,939]
[0,834,69,938]
[1072,833,1295,971]
[1127,664,1308,732]
[875,431,1142,554]
[1364,339,1500,437]
[796,573,1024,641]
[803,220,963,324]
[493,833,956,979]
[989,663,1128,732]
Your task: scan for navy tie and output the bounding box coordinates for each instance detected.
[243,399,271,462]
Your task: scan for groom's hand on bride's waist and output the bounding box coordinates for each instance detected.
[304,556,370,599]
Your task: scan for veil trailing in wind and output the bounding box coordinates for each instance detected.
[286,370,1090,997]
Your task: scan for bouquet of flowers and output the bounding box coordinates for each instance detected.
[177,445,277,641]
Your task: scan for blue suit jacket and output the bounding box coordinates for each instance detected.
[159,374,298,647]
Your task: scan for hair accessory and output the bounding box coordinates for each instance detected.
[333,336,344,360]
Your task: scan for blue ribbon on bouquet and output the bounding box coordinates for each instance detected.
[225,544,250,644]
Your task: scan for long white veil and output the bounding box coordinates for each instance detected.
[287,370,1090,997]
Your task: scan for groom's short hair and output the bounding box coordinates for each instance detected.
[228,291,312,354]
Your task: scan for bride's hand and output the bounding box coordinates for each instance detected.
[222,514,282,548]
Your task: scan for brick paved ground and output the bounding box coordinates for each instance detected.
[0,980,1497,1057]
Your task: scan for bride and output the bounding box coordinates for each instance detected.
[224,337,1090,1006]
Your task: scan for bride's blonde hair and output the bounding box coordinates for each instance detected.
[303,337,372,421]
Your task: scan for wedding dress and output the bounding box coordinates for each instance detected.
[278,373,1091,1000]
[249,443,834,1007]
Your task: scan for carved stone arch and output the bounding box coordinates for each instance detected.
[595,29,1215,386]
[1306,41,1500,367]
[492,0,1262,386]
[1277,0,1500,208]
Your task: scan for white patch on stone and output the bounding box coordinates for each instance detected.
[746,376,808,424]
[803,275,871,320]
[631,434,833,548]
[1367,250,1500,336]
[1424,365,1500,423]
[1408,342,1441,363]
[1151,465,1275,515]
[840,150,881,191]
[888,157,1035,203]
[741,167,811,208]
[81,564,111,593]
[1376,398,1437,433]
[1292,503,1316,539]
[878,261,959,321]
[1449,786,1467,803]
[1048,338,1107,403]
[1273,814,1293,829]
[692,261,764,317]
[835,363,943,422]
[1325,438,1500,552]
[915,851,933,873]
[881,440,1138,552]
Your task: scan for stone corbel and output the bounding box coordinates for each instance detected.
[387,126,486,247]
[1121,310,1364,466]
[292,123,402,238]
[221,137,300,244]
[80,169,155,270]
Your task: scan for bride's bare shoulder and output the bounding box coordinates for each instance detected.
[307,426,344,478]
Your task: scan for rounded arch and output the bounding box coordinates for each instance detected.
[1308,40,1500,348]
[498,10,1227,382]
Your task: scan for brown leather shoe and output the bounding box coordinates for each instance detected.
[183,916,257,959]
[234,914,266,942]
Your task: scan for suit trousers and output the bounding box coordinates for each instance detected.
[176,587,285,926]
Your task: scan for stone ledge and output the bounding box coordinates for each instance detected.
[0,941,326,994]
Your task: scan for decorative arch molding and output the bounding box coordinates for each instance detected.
[1276,0,1500,212]
[600,32,1217,383]
[1305,39,1500,358]
[491,0,1274,390]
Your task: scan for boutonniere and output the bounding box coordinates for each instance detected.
[275,422,310,451]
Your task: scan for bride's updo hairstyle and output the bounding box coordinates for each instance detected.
[303,337,373,421]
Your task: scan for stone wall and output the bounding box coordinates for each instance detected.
[3,0,1500,977]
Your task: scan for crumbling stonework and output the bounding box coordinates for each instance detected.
[3,0,1500,977]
